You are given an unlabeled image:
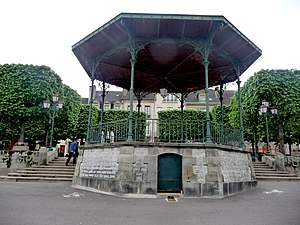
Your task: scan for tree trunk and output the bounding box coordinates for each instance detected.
[278,123,285,156]
[20,122,25,143]
[253,126,258,154]
[45,129,49,148]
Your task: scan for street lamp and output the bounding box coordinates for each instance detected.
[43,94,63,148]
[259,100,277,156]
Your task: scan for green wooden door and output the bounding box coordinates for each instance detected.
[158,154,182,192]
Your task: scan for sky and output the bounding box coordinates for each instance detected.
[1,0,299,97]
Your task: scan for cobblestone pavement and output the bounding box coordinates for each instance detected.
[0,181,299,225]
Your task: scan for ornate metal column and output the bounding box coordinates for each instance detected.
[86,64,96,145]
[135,91,142,141]
[127,55,137,141]
[134,91,149,141]
[179,93,185,142]
[216,84,224,142]
[86,77,94,145]
[99,81,109,124]
[203,47,212,143]
[99,80,109,143]
[236,65,244,148]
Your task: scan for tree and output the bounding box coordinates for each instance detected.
[211,105,231,125]
[230,69,300,154]
[158,109,206,141]
[53,84,82,141]
[0,64,63,143]
[73,105,99,142]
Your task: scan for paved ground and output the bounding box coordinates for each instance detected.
[0,181,299,225]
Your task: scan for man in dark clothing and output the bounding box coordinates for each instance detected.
[73,140,79,165]
[28,137,36,151]
[65,140,77,166]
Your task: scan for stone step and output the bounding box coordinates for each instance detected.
[256,176,300,181]
[0,157,75,182]
[253,165,270,168]
[8,172,74,178]
[255,170,289,174]
[253,164,271,166]
[17,170,75,175]
[256,173,297,177]
[25,166,75,170]
[48,161,69,165]
[253,161,299,180]
[24,167,75,172]
[0,175,73,182]
[32,165,76,169]
[253,164,272,167]
[253,163,272,166]
[47,158,71,163]
[48,159,69,163]
[254,168,274,171]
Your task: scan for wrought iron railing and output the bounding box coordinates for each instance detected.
[89,119,240,147]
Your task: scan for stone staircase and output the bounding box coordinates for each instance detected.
[253,161,300,181]
[0,157,75,182]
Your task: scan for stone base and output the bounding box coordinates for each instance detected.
[73,176,257,198]
[72,142,257,198]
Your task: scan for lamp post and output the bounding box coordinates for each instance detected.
[99,81,109,143]
[259,100,277,156]
[215,84,225,143]
[43,94,63,148]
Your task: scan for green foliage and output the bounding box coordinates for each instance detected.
[228,92,240,128]
[0,64,64,141]
[102,110,146,140]
[230,69,300,149]
[53,84,82,140]
[158,109,206,141]
[102,110,130,123]
[211,105,231,125]
[158,109,206,121]
[0,64,84,146]
[102,110,146,122]
[73,105,99,141]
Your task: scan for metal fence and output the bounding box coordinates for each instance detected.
[89,119,240,147]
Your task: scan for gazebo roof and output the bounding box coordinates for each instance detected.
[72,13,261,93]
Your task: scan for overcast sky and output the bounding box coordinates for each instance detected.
[1,0,299,97]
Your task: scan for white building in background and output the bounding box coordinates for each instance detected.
[83,86,235,119]
[82,87,234,139]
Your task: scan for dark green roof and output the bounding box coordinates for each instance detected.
[73,13,261,93]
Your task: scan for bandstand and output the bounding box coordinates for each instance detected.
[71,13,261,198]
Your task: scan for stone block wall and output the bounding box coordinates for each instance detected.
[72,142,256,198]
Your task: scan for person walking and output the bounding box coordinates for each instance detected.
[73,139,79,165]
[66,140,77,166]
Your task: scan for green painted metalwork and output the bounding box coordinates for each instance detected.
[127,57,136,141]
[236,65,244,149]
[90,118,146,144]
[134,91,150,142]
[264,113,270,155]
[93,37,241,72]
[99,81,109,143]
[203,55,212,143]
[89,119,240,147]
[219,84,224,141]
[86,76,95,145]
